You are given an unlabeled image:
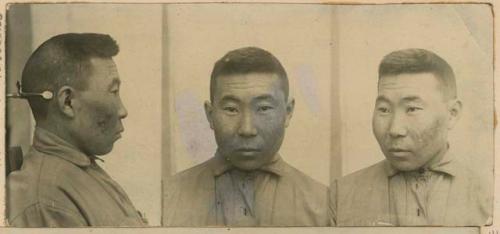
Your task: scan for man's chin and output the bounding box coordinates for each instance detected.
[230,159,264,171]
[223,150,274,171]
[92,145,114,156]
[388,160,420,172]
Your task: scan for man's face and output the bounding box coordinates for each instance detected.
[372,73,457,171]
[73,57,128,156]
[205,73,294,171]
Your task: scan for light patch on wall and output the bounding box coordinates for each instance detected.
[294,65,321,116]
[174,90,215,168]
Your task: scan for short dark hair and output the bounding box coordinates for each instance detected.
[21,33,119,120]
[378,48,457,100]
[210,47,289,101]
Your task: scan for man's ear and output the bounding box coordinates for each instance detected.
[284,98,295,128]
[204,100,215,130]
[57,86,76,118]
[447,99,462,130]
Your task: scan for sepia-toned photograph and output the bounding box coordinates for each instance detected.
[2,1,495,232]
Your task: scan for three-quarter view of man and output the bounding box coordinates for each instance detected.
[331,48,492,226]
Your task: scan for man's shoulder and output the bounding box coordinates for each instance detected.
[278,160,331,225]
[454,158,484,181]
[337,160,387,186]
[170,158,215,181]
[8,149,85,220]
[453,158,492,198]
[10,149,61,190]
[162,158,216,225]
[280,160,328,192]
[10,149,85,186]
[333,160,391,224]
[164,158,217,195]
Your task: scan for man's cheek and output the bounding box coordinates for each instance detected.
[93,103,118,135]
[372,119,387,141]
[259,117,280,131]
[418,118,445,148]
[214,129,234,149]
[215,120,237,136]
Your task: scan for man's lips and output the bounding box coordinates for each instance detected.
[237,148,261,152]
[388,148,412,157]
[114,129,124,140]
[236,148,261,156]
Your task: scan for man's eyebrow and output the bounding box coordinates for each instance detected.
[375,95,424,103]
[219,95,241,103]
[401,96,423,102]
[375,95,390,103]
[254,94,276,102]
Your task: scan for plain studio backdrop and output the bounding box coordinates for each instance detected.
[6,3,493,226]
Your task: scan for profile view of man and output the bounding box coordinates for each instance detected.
[163,47,331,226]
[331,48,492,226]
[7,33,147,227]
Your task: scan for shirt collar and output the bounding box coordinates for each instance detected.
[384,144,459,177]
[211,151,285,177]
[32,127,98,167]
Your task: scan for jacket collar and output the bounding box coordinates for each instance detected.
[384,144,460,177]
[32,127,98,167]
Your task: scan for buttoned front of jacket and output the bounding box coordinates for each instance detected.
[163,153,332,227]
[331,147,492,226]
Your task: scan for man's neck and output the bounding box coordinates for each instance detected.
[35,121,82,154]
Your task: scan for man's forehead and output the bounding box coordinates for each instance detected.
[90,56,116,68]
[217,73,281,84]
[378,73,443,95]
[89,57,119,77]
[379,72,440,89]
[214,73,285,100]
[376,73,448,102]
[85,57,120,90]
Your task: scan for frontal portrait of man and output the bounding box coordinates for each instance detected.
[163,47,331,227]
[332,48,492,226]
[7,33,147,227]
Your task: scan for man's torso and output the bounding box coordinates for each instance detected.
[163,156,332,226]
[333,159,492,226]
[8,147,146,227]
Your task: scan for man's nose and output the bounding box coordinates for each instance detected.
[237,111,257,137]
[117,98,128,119]
[388,111,408,138]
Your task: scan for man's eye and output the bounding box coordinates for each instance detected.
[377,107,390,114]
[407,106,423,113]
[110,90,119,95]
[258,106,273,112]
[223,107,238,113]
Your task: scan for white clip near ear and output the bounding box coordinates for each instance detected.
[6,81,53,100]
[40,91,54,100]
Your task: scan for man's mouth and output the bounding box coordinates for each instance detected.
[388,148,412,157]
[114,129,124,140]
[236,148,261,156]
